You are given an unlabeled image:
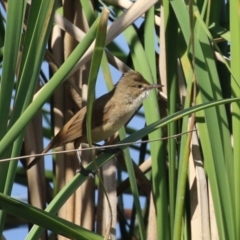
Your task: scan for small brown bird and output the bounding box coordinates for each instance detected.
[27,71,162,169]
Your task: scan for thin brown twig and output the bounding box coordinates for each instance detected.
[0,130,196,163]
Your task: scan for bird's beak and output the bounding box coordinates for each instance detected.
[147,84,163,90]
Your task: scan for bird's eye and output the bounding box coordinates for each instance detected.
[137,84,143,89]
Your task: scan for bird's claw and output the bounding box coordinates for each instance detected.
[97,147,123,156]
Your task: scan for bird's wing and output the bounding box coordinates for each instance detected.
[65,95,115,141]
[50,91,114,147]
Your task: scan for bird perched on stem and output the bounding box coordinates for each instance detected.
[27,71,162,170]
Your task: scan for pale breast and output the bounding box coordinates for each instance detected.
[91,91,147,143]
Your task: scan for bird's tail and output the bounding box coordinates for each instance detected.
[26,137,59,169]
[26,146,50,169]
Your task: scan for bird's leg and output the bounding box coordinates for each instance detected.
[75,150,94,177]
[76,152,95,177]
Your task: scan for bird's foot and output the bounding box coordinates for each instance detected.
[96,147,123,157]
[76,150,95,178]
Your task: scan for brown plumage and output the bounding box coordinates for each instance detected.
[27,71,162,169]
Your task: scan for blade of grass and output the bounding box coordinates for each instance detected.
[0,0,26,139]
[86,7,109,148]
[230,0,240,238]
[0,193,103,240]
[162,2,179,236]
[0,0,26,235]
